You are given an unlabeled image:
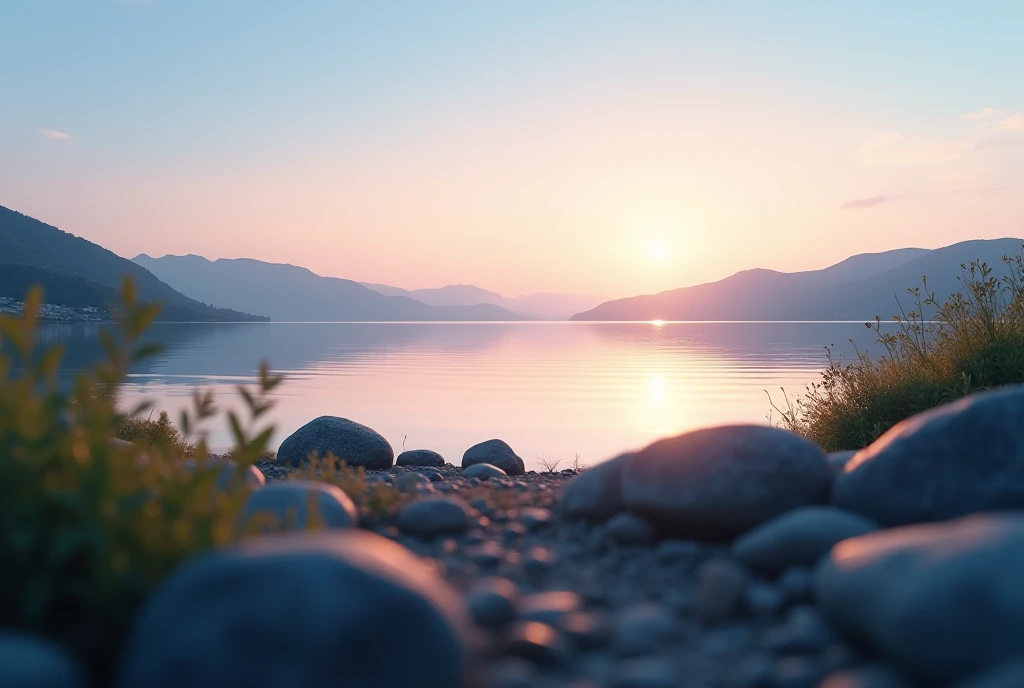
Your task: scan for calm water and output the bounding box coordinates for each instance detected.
[34,322,884,471]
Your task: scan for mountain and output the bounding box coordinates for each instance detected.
[359,282,607,320]
[572,240,1024,321]
[0,205,266,321]
[132,255,525,322]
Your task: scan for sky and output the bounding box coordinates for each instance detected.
[1,1,1022,299]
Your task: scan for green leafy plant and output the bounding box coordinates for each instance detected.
[0,279,280,682]
[771,250,1024,450]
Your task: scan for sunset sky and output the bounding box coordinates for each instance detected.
[1,1,1022,299]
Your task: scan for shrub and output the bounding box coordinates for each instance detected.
[115,410,196,456]
[771,250,1024,451]
[0,280,280,682]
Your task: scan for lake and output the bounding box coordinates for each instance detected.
[33,321,885,470]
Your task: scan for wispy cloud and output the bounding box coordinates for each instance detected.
[39,129,72,140]
[963,107,1000,120]
[842,195,897,210]
[1001,114,1024,131]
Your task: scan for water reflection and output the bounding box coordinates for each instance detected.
[25,322,888,469]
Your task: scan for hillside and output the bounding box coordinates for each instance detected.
[0,205,267,321]
[360,282,607,320]
[133,255,525,322]
[572,240,1024,321]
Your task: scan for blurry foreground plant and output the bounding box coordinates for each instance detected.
[0,279,281,682]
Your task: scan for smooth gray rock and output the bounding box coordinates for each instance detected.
[467,577,520,629]
[560,453,630,522]
[613,604,679,656]
[606,512,657,546]
[815,514,1024,684]
[240,480,357,531]
[621,425,831,539]
[827,451,858,475]
[696,559,747,623]
[118,532,472,688]
[184,458,266,491]
[396,497,471,537]
[0,632,84,688]
[462,439,525,476]
[462,463,508,480]
[397,449,445,467]
[733,506,880,573]
[611,657,678,688]
[277,416,394,469]
[954,659,1024,688]
[395,472,433,492]
[831,385,1024,526]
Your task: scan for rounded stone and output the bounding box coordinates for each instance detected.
[240,480,357,531]
[503,622,569,667]
[696,559,748,623]
[831,385,1024,527]
[732,506,880,574]
[462,439,525,476]
[613,604,679,656]
[277,416,394,469]
[559,453,630,522]
[395,472,433,492]
[0,632,84,688]
[184,458,266,491]
[827,451,857,476]
[611,657,678,688]
[606,512,657,546]
[463,463,508,480]
[468,577,520,630]
[518,591,583,627]
[117,531,473,688]
[397,449,446,467]
[815,514,1024,684]
[396,497,471,538]
[621,425,831,540]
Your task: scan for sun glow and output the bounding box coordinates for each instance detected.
[651,319,665,327]
[649,243,666,260]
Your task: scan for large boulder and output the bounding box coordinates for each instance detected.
[240,480,358,531]
[0,632,84,688]
[118,531,475,688]
[397,449,446,467]
[620,425,831,540]
[815,514,1024,684]
[831,385,1024,526]
[732,506,880,574]
[277,416,394,469]
[559,453,630,522]
[462,439,524,476]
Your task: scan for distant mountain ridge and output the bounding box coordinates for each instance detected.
[132,255,526,322]
[359,282,607,320]
[0,205,266,321]
[572,240,1024,321]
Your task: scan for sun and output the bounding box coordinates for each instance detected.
[649,243,666,260]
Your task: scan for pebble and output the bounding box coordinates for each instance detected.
[240,480,358,531]
[518,591,584,627]
[504,622,570,667]
[613,604,679,656]
[610,657,678,688]
[468,577,520,629]
[606,512,657,546]
[395,497,471,537]
[819,665,910,688]
[463,463,509,480]
[696,559,748,623]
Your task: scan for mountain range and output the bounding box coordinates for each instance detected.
[0,205,265,321]
[357,283,606,320]
[572,239,1024,321]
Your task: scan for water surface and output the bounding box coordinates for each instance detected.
[37,322,884,470]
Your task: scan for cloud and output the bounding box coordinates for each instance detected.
[963,108,999,120]
[842,195,897,210]
[1001,114,1024,131]
[39,129,72,140]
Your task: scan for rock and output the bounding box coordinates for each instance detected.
[421,469,445,482]
[395,472,433,492]
[184,458,266,491]
[560,453,630,522]
[728,653,775,688]
[462,463,508,480]
[815,514,1024,684]
[503,622,569,667]
[696,559,748,623]
[468,577,520,630]
[732,506,880,574]
[827,451,857,475]
[276,416,393,469]
[779,567,814,603]
[396,449,446,467]
[831,385,1024,526]
[396,498,471,538]
[118,531,472,688]
[773,656,821,688]
[519,507,553,531]
[0,632,84,688]
[518,591,583,627]
[606,512,657,546]
[745,582,784,618]
[522,546,556,575]
[820,665,909,688]
[240,480,357,531]
[621,425,831,540]
[489,659,537,688]
[954,659,1024,688]
[611,657,679,688]
[761,606,837,654]
[561,612,611,650]
[462,439,525,476]
[613,604,679,656]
